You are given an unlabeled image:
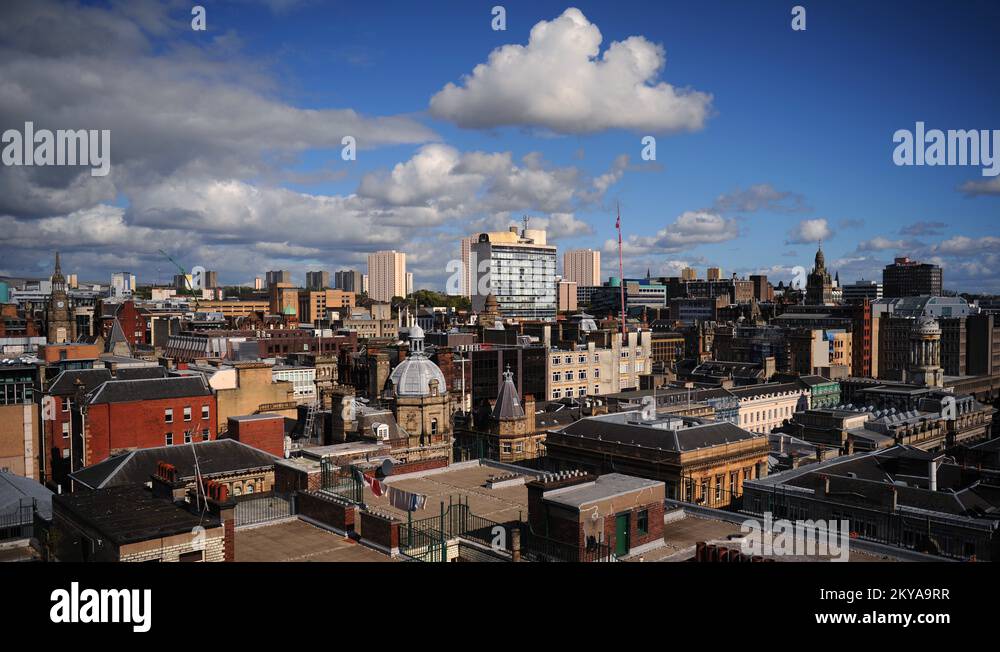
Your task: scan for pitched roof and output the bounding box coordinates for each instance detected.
[46,368,113,395]
[492,371,525,420]
[114,366,169,381]
[69,439,278,489]
[0,471,54,520]
[556,412,765,452]
[104,319,132,355]
[87,376,211,405]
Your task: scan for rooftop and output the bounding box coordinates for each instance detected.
[52,484,220,546]
[87,375,211,404]
[70,439,278,489]
[542,473,663,510]
[554,411,765,452]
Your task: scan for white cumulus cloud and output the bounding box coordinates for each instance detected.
[428,8,712,134]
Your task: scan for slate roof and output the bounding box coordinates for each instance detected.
[87,376,210,405]
[46,368,112,395]
[52,485,220,545]
[114,366,170,381]
[69,439,278,489]
[492,371,524,420]
[555,412,765,452]
[761,446,1000,519]
[730,382,806,400]
[0,471,54,520]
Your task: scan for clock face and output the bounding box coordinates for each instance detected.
[56,301,65,308]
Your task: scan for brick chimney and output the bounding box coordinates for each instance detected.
[202,479,237,562]
[150,462,187,503]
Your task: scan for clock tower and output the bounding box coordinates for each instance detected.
[47,252,73,343]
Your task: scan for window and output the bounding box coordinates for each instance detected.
[62,422,70,438]
[201,405,210,420]
[178,550,203,562]
[594,386,600,394]
[245,483,255,495]
[578,370,586,380]
[62,397,70,412]
[593,368,600,379]
[553,389,561,399]
[165,408,173,424]
[553,372,561,382]
[202,429,210,441]
[183,406,192,422]
[637,509,649,536]
[565,388,574,398]
[431,418,438,435]
[184,431,192,444]
[165,433,173,446]
[553,356,561,365]
[578,355,586,364]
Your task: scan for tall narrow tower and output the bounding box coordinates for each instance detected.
[47,252,73,343]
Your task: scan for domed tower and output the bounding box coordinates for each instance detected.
[805,242,834,306]
[905,316,943,388]
[386,326,452,447]
[479,292,501,328]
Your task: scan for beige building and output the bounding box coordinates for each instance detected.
[342,307,398,340]
[546,331,652,400]
[204,363,297,434]
[706,267,722,281]
[460,235,476,298]
[367,250,406,302]
[563,249,601,287]
[0,403,40,480]
[297,289,355,324]
[732,382,811,435]
[558,280,578,312]
[199,299,270,317]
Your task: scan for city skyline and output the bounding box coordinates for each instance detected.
[2,0,999,293]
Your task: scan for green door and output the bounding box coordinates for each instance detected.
[614,513,630,557]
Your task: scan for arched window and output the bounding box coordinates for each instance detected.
[431,418,438,435]
[245,483,254,494]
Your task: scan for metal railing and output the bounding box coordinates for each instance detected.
[520,528,615,563]
[0,498,36,542]
[233,491,294,528]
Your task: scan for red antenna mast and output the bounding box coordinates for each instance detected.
[616,202,626,343]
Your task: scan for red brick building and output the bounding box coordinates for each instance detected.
[98,299,148,349]
[526,471,665,560]
[39,369,112,491]
[225,414,285,458]
[81,376,216,467]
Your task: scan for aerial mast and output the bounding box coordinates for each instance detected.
[616,203,626,343]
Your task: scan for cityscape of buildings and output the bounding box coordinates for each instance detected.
[1,8,998,625]
[1,226,999,567]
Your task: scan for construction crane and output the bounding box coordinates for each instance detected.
[157,249,201,310]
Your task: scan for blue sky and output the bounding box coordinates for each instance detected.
[2,0,998,291]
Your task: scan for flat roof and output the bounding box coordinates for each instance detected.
[544,473,663,510]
